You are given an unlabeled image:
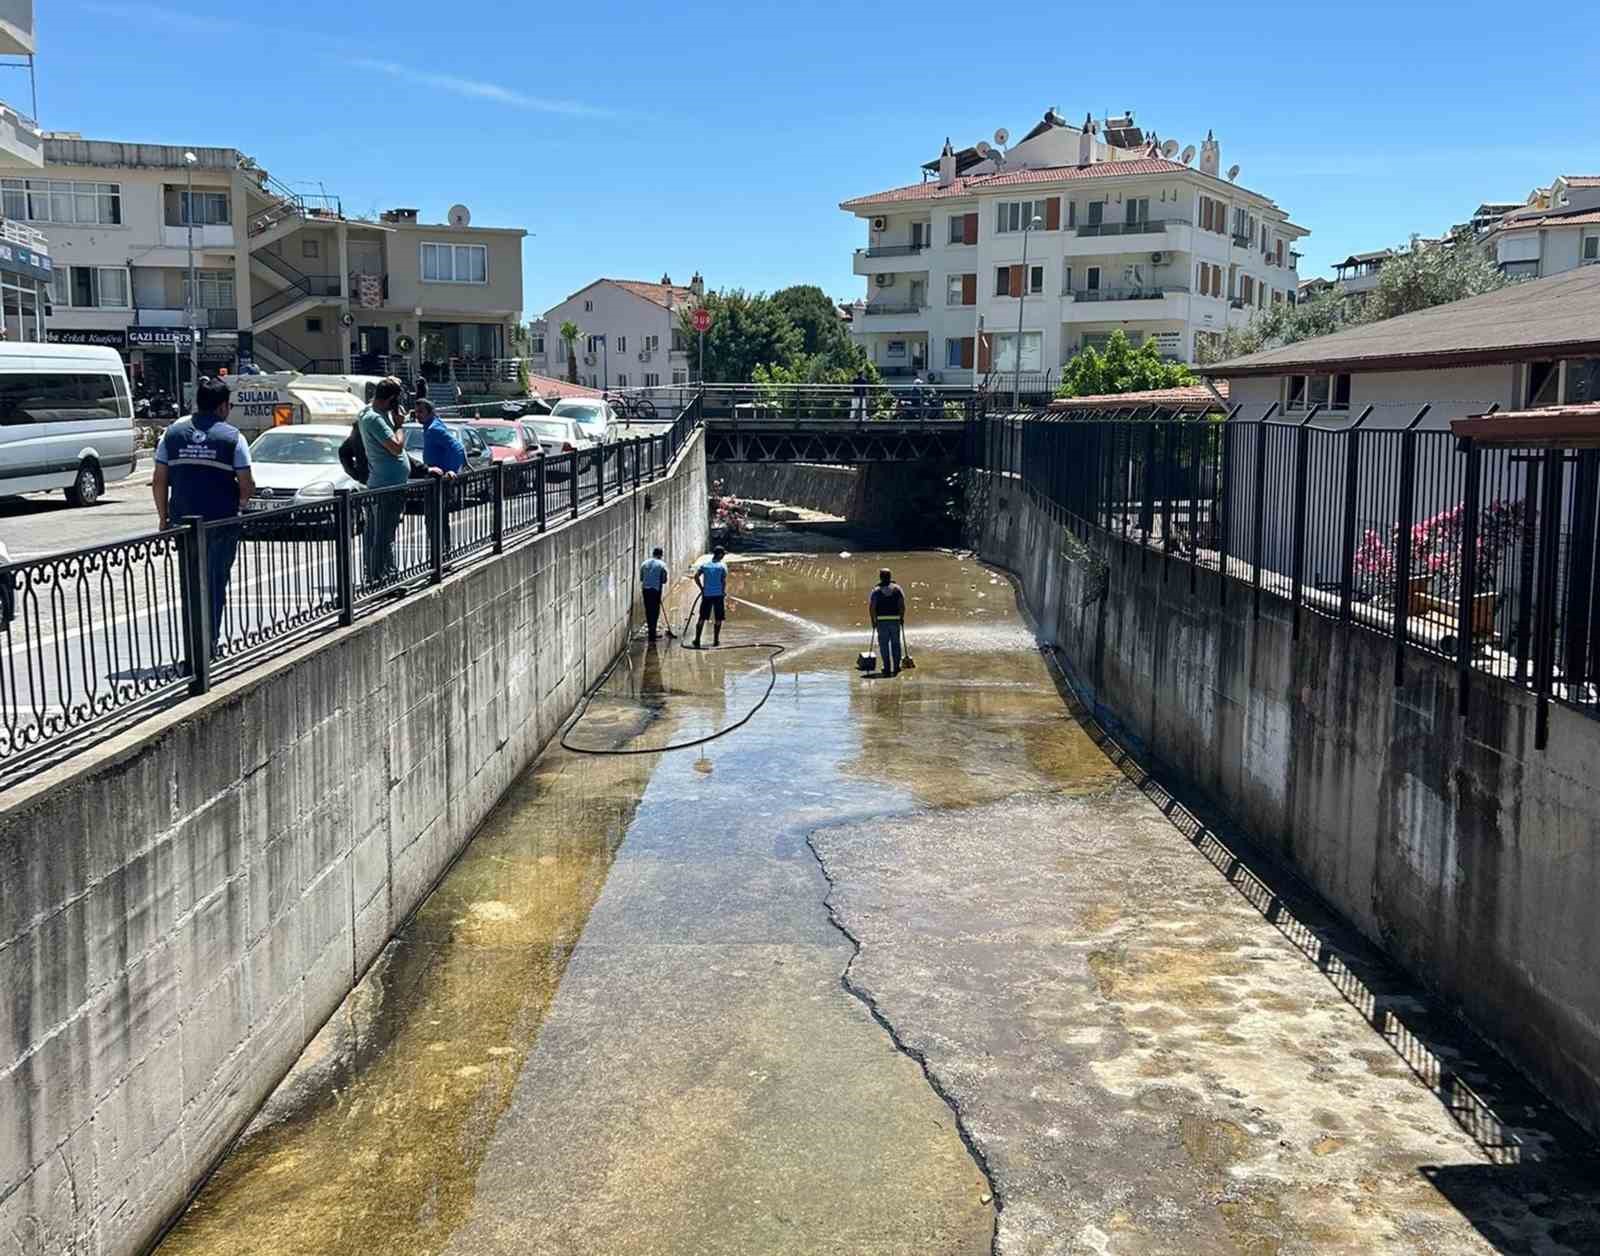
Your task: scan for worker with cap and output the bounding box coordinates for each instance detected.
[693,546,730,648]
[869,568,906,677]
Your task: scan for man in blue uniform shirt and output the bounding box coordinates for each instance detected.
[152,376,255,649]
[639,546,670,641]
[693,547,729,648]
[418,399,465,561]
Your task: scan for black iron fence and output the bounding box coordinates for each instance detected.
[0,393,704,780]
[979,404,1600,749]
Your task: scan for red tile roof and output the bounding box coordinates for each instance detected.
[841,157,1202,209]
[1563,176,1600,189]
[526,372,603,399]
[610,279,697,309]
[1451,402,1600,448]
[1494,208,1600,231]
[1049,382,1227,413]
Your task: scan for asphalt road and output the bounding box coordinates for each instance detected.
[0,464,162,560]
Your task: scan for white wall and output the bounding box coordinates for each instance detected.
[542,282,684,388]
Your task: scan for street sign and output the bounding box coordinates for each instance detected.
[691,307,711,333]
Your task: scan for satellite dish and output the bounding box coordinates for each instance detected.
[448,203,472,227]
[1161,139,1179,157]
[1226,164,1240,182]
[975,141,992,157]
[993,127,1010,147]
[1180,145,1196,165]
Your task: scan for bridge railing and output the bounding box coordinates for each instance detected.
[617,382,981,424]
[0,391,704,784]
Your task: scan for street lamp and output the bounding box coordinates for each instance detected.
[183,151,198,409]
[1013,213,1042,412]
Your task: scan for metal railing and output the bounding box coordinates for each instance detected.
[861,301,927,317]
[1074,218,1183,237]
[1067,285,1188,303]
[252,272,342,323]
[859,244,928,258]
[979,404,1600,749]
[254,329,342,375]
[0,393,704,780]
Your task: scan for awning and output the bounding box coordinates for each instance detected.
[1450,403,1600,447]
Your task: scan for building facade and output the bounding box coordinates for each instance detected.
[537,275,701,389]
[1483,175,1600,281]
[840,112,1306,381]
[0,0,50,341]
[36,135,524,397]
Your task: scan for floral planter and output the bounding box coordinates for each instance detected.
[1419,591,1499,638]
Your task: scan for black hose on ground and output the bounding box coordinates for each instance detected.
[559,590,787,756]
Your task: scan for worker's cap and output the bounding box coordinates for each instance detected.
[879,568,892,582]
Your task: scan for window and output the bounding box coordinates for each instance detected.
[1086,266,1101,292]
[1029,265,1044,294]
[1307,374,1330,407]
[183,269,234,311]
[1567,359,1600,405]
[1063,263,1073,295]
[1124,197,1149,226]
[616,373,628,387]
[302,238,320,259]
[180,190,230,226]
[885,340,907,359]
[306,316,323,333]
[531,334,545,354]
[586,335,602,353]
[947,274,963,306]
[994,200,1045,233]
[56,266,129,309]
[992,331,1043,373]
[1585,236,1600,261]
[671,370,687,385]
[1333,373,1351,408]
[1285,373,1352,410]
[420,242,488,283]
[644,334,659,351]
[995,266,1012,296]
[1527,361,1558,407]
[0,372,124,425]
[616,335,627,352]
[946,338,964,368]
[948,215,965,244]
[647,372,663,387]
[3,178,121,225]
[584,299,593,312]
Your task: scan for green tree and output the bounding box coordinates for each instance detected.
[676,289,804,383]
[559,320,581,384]
[1057,331,1195,398]
[770,284,852,358]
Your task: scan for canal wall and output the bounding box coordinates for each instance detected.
[708,461,861,517]
[977,477,1600,1138]
[0,434,707,1256]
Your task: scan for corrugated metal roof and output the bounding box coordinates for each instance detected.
[1205,267,1600,378]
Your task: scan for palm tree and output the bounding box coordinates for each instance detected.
[560,320,581,384]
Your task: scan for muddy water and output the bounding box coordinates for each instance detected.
[158,545,1117,1256]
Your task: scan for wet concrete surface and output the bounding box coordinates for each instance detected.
[155,540,1600,1255]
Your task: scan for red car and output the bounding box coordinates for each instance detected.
[464,419,539,463]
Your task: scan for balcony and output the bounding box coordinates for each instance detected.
[1074,218,1183,239]
[131,306,238,330]
[858,301,928,328]
[1062,285,1190,323]
[1063,220,1194,257]
[1231,233,1251,249]
[853,244,931,276]
[160,223,236,250]
[0,100,41,170]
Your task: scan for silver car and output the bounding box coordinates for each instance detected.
[549,397,620,446]
[524,417,596,478]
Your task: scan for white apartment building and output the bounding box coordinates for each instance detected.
[37,135,525,398]
[538,275,702,389]
[839,110,1307,381]
[1483,175,1600,280]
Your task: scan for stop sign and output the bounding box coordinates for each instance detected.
[691,306,711,333]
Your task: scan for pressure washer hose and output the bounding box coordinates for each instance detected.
[559,589,788,756]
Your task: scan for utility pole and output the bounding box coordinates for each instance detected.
[1013,214,1041,412]
[183,151,199,408]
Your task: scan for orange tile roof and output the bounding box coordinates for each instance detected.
[1451,402,1600,448]
[526,371,603,399]
[610,279,697,309]
[1049,383,1228,412]
[1495,208,1600,231]
[841,157,1204,208]
[1562,176,1600,189]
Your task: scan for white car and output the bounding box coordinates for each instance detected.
[524,417,596,478]
[245,424,359,511]
[549,398,619,446]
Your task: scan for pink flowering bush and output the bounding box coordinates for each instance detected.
[709,479,750,542]
[1352,498,1524,604]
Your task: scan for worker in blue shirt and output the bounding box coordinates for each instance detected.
[692,546,729,648]
[639,546,670,641]
[418,398,465,561]
[152,376,254,651]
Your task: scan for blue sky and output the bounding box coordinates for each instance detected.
[38,0,1600,319]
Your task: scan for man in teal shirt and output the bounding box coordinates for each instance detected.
[360,378,410,585]
[693,547,729,648]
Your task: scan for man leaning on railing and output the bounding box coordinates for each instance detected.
[152,377,255,652]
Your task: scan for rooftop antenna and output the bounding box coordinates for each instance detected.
[1226,164,1240,182]
[1161,139,1179,158]
[1180,145,1196,165]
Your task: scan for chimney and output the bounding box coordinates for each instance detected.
[1078,113,1095,165]
[1199,130,1221,178]
[938,138,956,188]
[690,271,704,298]
[660,272,672,286]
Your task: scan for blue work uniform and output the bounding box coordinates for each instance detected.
[695,558,729,639]
[155,412,251,646]
[640,556,669,639]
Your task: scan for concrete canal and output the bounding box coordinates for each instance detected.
[152,536,1598,1255]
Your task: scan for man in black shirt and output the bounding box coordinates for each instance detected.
[869,568,906,677]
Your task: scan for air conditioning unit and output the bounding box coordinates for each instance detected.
[638,350,652,362]
[1150,251,1165,264]
[583,353,596,365]
[874,273,896,288]
[871,216,888,232]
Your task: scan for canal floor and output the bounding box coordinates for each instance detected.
[156,546,1599,1256]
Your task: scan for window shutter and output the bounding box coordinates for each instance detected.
[1044,197,1061,231]
[961,273,976,306]
[1009,264,1024,297]
[960,336,974,369]
[964,212,978,245]
[978,334,993,372]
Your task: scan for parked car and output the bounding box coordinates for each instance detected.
[549,397,620,447]
[522,417,596,479]
[464,419,538,463]
[244,423,361,536]
[401,421,495,475]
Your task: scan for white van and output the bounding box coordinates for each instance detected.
[225,373,364,437]
[0,343,136,507]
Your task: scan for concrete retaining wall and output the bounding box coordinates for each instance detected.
[708,462,860,517]
[978,476,1600,1137]
[0,434,707,1255]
